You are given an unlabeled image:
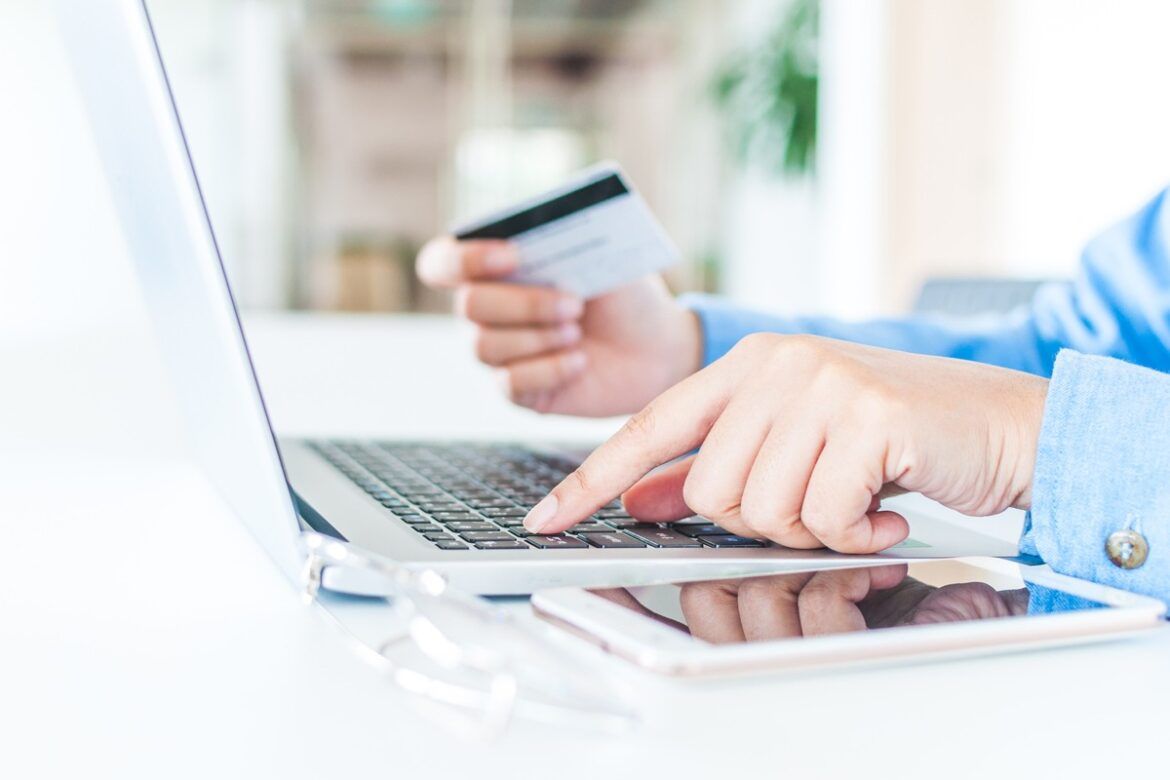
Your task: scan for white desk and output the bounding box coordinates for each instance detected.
[3,313,1167,779]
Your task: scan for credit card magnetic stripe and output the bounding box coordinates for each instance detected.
[455,174,630,240]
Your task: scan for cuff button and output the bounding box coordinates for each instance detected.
[1106,530,1149,570]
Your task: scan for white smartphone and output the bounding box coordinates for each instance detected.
[531,558,1165,677]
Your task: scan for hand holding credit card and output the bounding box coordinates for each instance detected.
[452,163,680,299]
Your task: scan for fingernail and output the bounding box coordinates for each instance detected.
[483,248,517,273]
[556,296,584,320]
[524,494,559,533]
[558,322,582,345]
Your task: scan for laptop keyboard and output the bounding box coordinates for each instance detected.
[308,441,769,551]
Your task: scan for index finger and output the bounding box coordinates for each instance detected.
[416,237,518,288]
[523,366,734,534]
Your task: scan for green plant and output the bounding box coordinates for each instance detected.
[712,0,818,177]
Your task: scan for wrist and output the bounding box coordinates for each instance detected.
[1009,374,1050,510]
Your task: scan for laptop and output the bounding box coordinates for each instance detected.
[54,0,1016,595]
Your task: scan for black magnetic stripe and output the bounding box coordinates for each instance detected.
[456,174,629,240]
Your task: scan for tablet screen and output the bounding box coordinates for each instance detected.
[586,561,1110,645]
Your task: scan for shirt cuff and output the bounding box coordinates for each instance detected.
[1020,349,1170,603]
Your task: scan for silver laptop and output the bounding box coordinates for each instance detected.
[54,0,1013,595]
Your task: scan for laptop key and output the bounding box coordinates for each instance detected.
[459,531,515,542]
[604,518,654,529]
[525,534,589,549]
[579,532,646,548]
[418,502,464,512]
[424,532,456,541]
[393,514,430,524]
[627,528,702,548]
[474,540,530,550]
[435,540,469,550]
[410,524,443,534]
[479,507,528,518]
[676,523,728,537]
[466,498,515,509]
[431,511,481,521]
[671,516,708,525]
[444,521,500,532]
[567,522,611,533]
[698,534,768,548]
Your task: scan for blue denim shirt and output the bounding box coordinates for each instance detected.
[681,187,1170,603]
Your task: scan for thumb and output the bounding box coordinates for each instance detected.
[620,456,695,522]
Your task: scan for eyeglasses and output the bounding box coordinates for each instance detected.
[300,532,639,738]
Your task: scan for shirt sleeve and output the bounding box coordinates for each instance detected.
[680,186,1170,378]
[1019,350,1170,603]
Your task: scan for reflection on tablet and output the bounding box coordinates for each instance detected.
[588,561,1109,645]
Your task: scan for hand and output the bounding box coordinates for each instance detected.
[677,567,908,642]
[675,566,1026,643]
[523,333,1048,552]
[896,582,1028,625]
[416,237,701,417]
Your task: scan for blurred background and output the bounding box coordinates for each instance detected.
[4,0,1170,333]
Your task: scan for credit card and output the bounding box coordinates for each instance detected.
[452,162,680,299]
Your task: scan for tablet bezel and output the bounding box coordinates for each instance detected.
[530,557,1166,677]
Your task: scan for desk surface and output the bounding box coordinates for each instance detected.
[3,313,1166,779]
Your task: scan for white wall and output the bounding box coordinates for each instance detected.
[817,0,1170,315]
[998,0,1170,275]
[0,0,183,458]
[0,0,142,338]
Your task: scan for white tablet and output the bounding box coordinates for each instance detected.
[531,558,1166,677]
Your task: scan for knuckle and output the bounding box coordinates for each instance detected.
[679,582,724,615]
[799,509,850,550]
[776,520,822,549]
[497,368,525,403]
[718,515,754,538]
[737,496,775,534]
[473,329,501,365]
[774,333,825,364]
[731,331,782,358]
[620,405,657,442]
[682,475,731,522]
[524,290,553,322]
[554,353,576,381]
[622,406,659,449]
[528,392,553,415]
[545,323,573,350]
[738,576,776,601]
[514,394,539,411]
[457,247,479,278]
[796,576,836,604]
[681,477,711,517]
[567,467,593,496]
[453,286,476,319]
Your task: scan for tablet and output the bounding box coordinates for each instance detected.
[531,558,1166,677]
